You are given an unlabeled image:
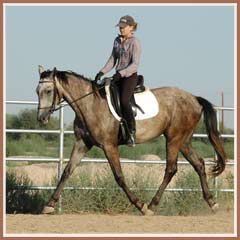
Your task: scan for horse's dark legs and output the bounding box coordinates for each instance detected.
[148,138,179,210]
[180,142,218,210]
[42,139,90,214]
[103,144,153,215]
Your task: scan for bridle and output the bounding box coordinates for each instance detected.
[38,79,59,114]
[37,77,107,113]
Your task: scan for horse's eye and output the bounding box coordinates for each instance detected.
[46,90,52,95]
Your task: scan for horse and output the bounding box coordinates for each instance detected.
[36,65,226,215]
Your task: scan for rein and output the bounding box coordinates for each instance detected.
[38,78,106,113]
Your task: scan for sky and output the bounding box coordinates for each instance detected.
[4,4,235,128]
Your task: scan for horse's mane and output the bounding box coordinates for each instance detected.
[40,69,93,83]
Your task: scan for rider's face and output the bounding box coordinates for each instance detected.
[119,25,134,38]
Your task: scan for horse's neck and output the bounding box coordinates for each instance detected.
[58,76,117,144]
[59,77,96,118]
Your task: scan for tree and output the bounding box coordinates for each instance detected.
[6,109,59,141]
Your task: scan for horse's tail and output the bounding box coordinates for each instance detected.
[196,96,227,177]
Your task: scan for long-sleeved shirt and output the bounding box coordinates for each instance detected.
[100,35,141,78]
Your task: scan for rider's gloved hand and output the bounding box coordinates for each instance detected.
[112,72,121,83]
[94,71,104,84]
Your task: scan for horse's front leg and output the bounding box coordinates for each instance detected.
[42,139,90,214]
[104,144,153,215]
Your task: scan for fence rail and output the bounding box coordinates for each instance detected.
[5,128,235,138]
[6,157,235,165]
[5,100,235,211]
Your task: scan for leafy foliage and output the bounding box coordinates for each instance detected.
[6,167,234,215]
[6,109,59,141]
[6,170,51,213]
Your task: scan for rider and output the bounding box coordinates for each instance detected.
[95,15,141,147]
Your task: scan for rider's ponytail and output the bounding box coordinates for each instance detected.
[132,22,138,31]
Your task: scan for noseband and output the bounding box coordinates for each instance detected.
[38,78,59,114]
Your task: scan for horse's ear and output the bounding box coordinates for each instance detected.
[38,65,44,75]
[53,67,57,77]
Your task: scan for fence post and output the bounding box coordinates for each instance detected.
[214,109,221,199]
[58,104,64,213]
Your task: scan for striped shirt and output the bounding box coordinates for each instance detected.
[100,35,141,78]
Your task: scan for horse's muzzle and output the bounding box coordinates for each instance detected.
[37,110,50,124]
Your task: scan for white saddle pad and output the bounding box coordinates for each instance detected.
[133,87,159,120]
[105,82,159,121]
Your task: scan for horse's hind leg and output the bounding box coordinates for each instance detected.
[42,139,90,214]
[148,136,180,210]
[180,140,218,211]
[104,144,153,215]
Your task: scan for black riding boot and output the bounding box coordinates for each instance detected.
[123,108,136,147]
[127,118,136,147]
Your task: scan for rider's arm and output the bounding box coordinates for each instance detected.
[100,40,117,75]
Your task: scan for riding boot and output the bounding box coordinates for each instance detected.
[123,108,136,147]
[127,118,136,147]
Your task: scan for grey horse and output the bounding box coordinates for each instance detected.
[36,66,226,215]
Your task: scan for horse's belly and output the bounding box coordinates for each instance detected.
[136,116,166,143]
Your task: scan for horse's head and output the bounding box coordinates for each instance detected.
[36,65,61,124]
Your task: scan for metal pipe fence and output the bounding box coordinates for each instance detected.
[5,100,235,211]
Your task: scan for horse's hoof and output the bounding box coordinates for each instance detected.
[211,203,219,213]
[42,206,55,214]
[141,203,154,216]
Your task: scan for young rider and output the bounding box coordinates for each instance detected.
[95,15,141,147]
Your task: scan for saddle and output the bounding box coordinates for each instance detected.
[110,75,145,119]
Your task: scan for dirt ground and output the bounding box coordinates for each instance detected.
[6,210,234,235]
